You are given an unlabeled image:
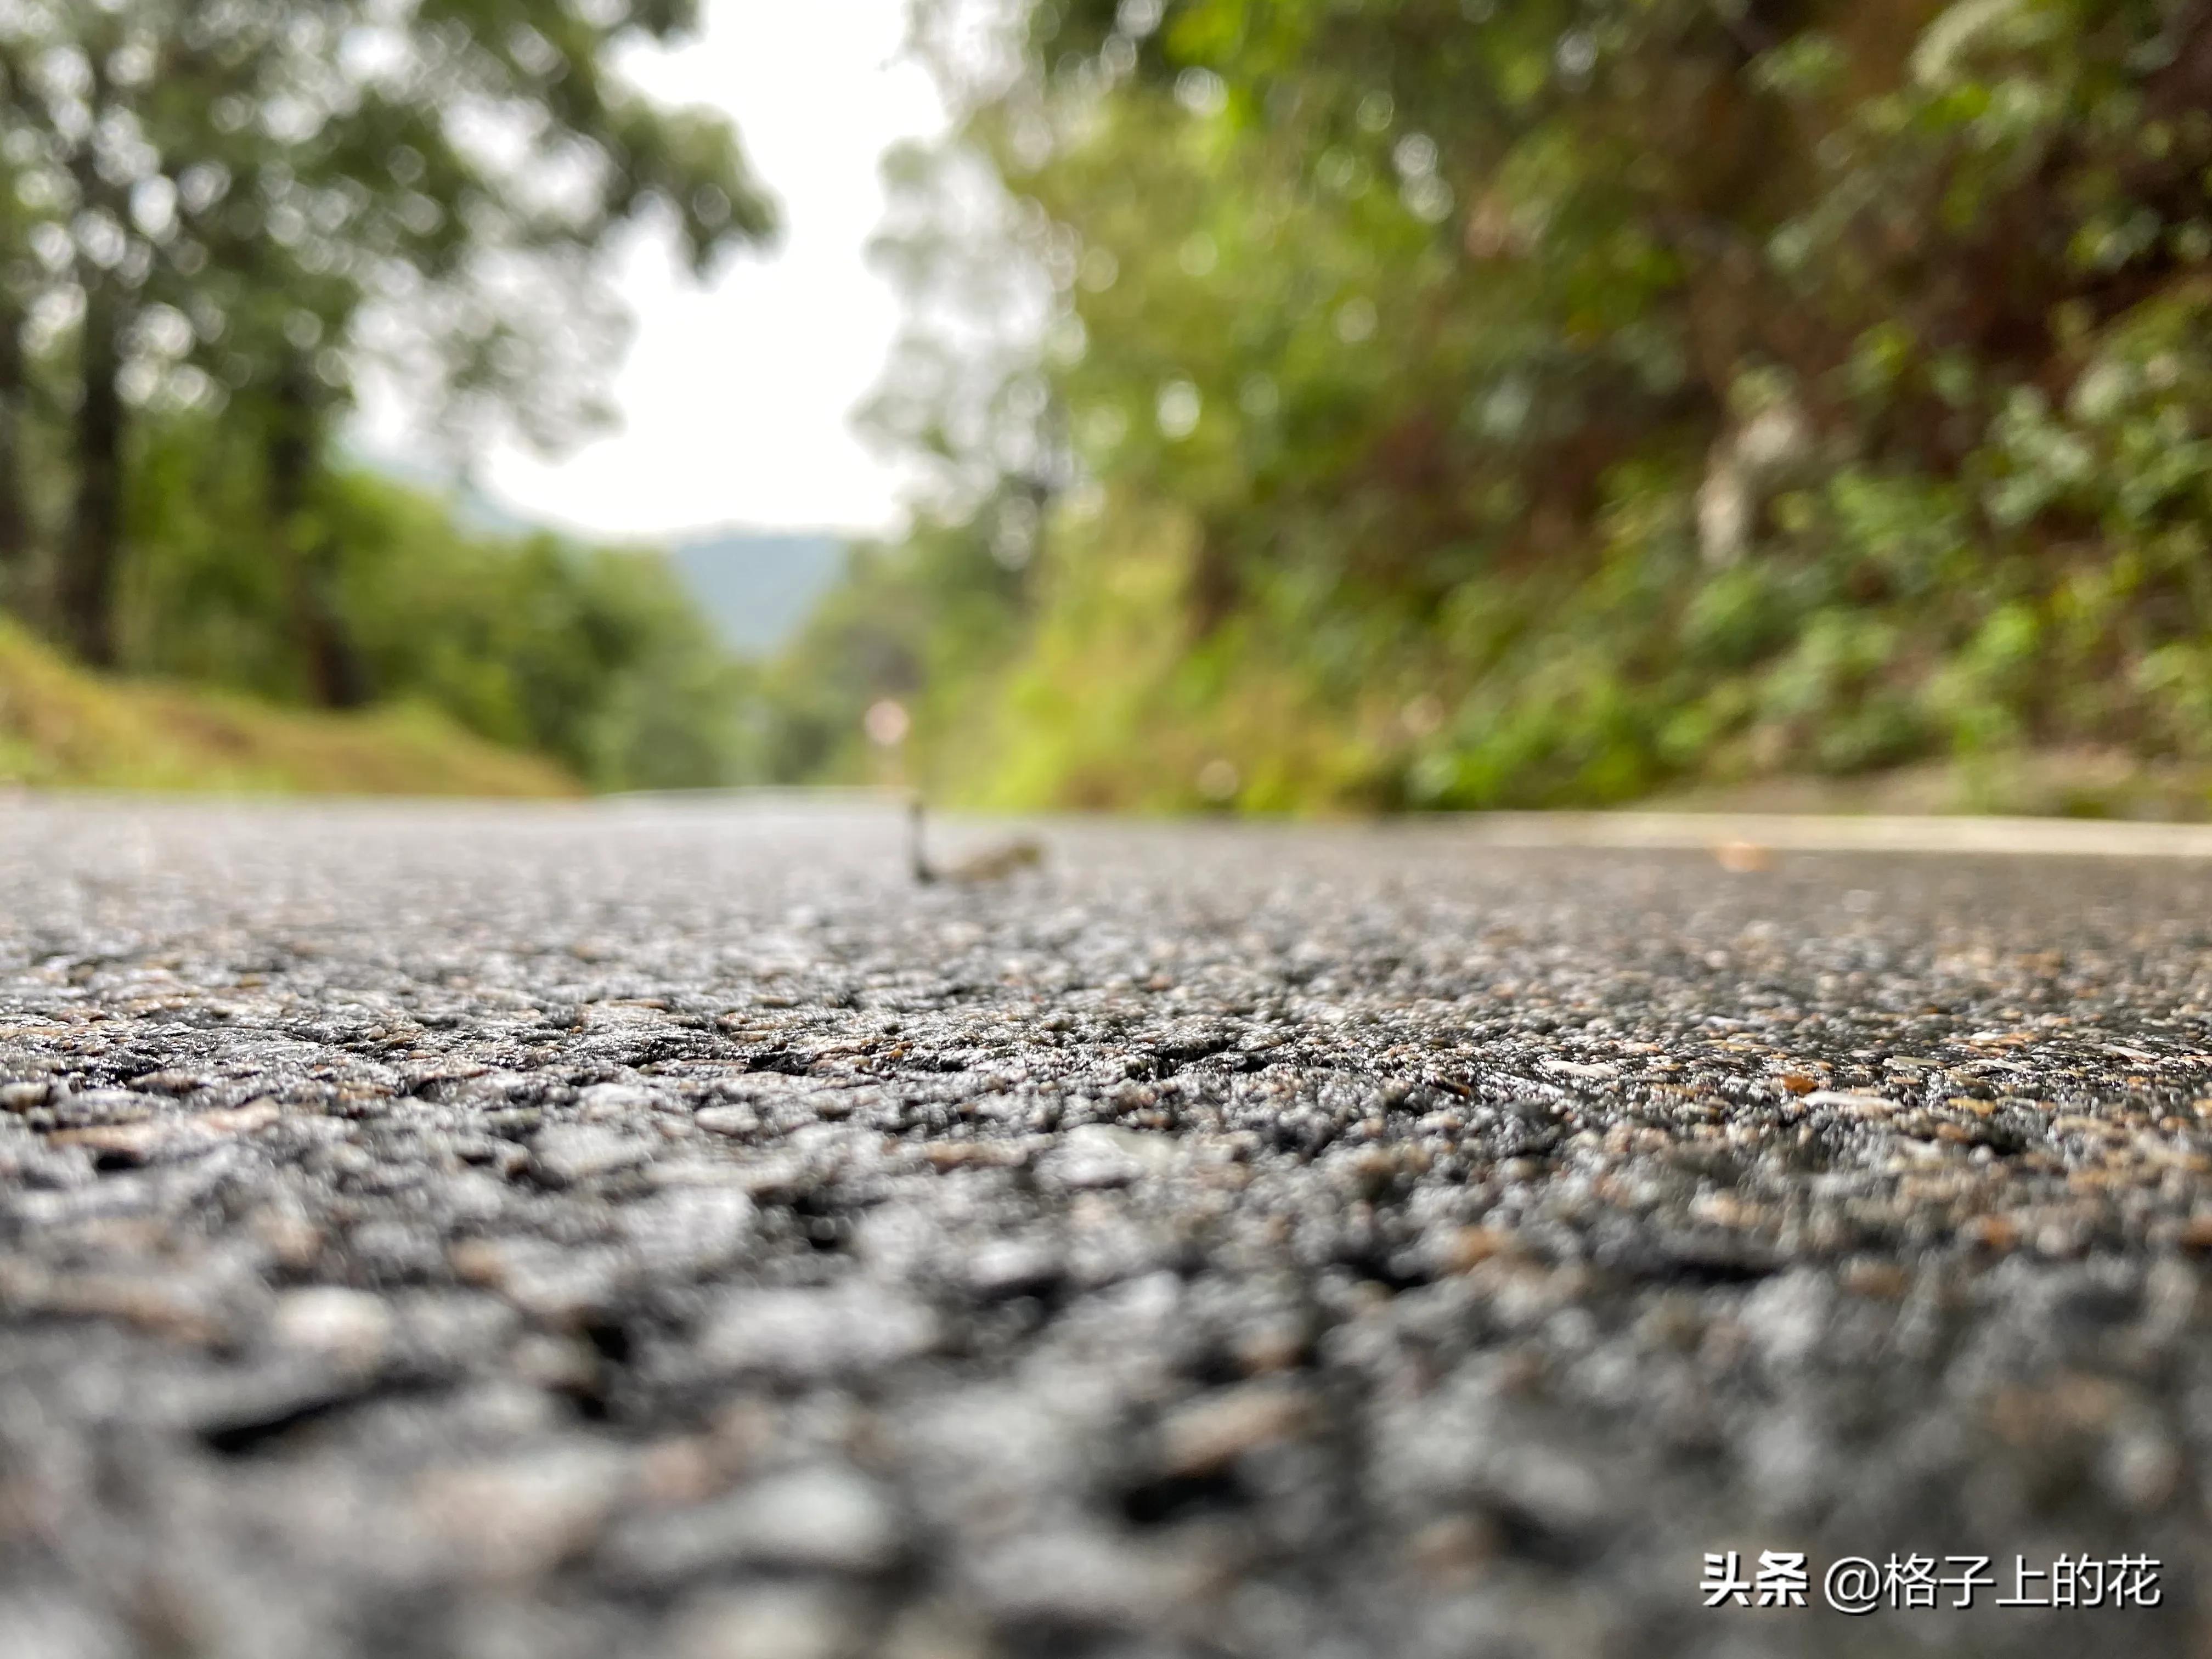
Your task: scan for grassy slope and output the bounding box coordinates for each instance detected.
[0,621,577,797]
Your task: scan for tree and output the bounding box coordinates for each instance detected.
[0,0,776,674]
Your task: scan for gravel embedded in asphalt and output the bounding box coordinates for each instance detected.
[3,798,2212,1657]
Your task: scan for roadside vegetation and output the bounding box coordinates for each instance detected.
[0,616,573,794]
[758,0,2212,817]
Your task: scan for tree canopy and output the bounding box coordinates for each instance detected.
[0,0,773,678]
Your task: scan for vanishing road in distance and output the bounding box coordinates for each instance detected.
[2,798,2208,1657]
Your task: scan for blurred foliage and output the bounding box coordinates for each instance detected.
[747,496,1036,788]
[760,0,2212,813]
[0,0,770,791]
[122,436,755,789]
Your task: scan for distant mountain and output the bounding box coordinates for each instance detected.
[663,530,848,658]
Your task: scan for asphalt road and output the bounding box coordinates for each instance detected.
[4,797,2212,1658]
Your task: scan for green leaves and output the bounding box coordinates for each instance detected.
[807,0,2212,809]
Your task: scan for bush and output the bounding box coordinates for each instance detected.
[114,421,751,791]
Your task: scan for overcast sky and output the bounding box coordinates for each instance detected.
[422,2,949,540]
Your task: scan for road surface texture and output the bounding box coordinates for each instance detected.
[4,798,2212,1659]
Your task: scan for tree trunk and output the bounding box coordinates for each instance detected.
[1188,521,1240,636]
[59,49,129,669]
[59,275,125,667]
[0,305,30,596]
[269,360,369,708]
